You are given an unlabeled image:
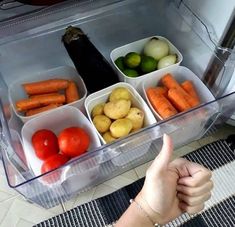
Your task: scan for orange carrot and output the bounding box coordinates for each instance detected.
[23,79,69,95]
[29,92,59,99]
[168,88,191,112]
[161,73,181,90]
[16,99,41,112]
[146,88,178,119]
[161,74,199,107]
[146,87,168,97]
[16,94,65,112]
[31,93,66,106]
[25,104,62,116]
[65,81,80,103]
[181,80,200,103]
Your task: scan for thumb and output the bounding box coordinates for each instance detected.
[151,134,173,171]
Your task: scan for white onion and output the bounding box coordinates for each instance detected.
[157,54,177,69]
[143,38,169,60]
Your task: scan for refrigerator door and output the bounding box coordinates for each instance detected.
[0,0,234,208]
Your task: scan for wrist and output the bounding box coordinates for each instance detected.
[135,191,162,225]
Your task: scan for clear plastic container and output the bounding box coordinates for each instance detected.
[0,0,234,209]
[85,82,157,166]
[142,66,217,120]
[21,106,101,178]
[9,66,87,123]
[110,36,183,91]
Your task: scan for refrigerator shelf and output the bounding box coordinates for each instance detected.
[0,0,234,208]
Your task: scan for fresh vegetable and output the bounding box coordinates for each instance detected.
[146,87,178,119]
[168,88,191,112]
[123,69,139,77]
[91,103,105,118]
[126,107,144,131]
[16,98,41,112]
[157,54,177,69]
[26,104,62,116]
[102,131,116,143]
[140,55,157,73]
[62,26,119,93]
[92,115,112,133]
[110,118,133,138]
[16,94,65,112]
[16,78,80,116]
[32,129,59,160]
[161,73,200,107]
[23,79,69,95]
[181,80,200,103]
[104,99,131,120]
[41,153,69,174]
[29,93,65,105]
[65,81,80,103]
[58,127,90,158]
[115,57,126,71]
[143,37,169,60]
[91,87,146,143]
[146,73,201,119]
[109,87,132,102]
[124,52,141,68]
[147,87,168,98]
[30,92,59,99]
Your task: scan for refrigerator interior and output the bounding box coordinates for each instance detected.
[0,0,235,208]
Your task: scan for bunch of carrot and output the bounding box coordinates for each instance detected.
[16,78,80,116]
[146,73,200,119]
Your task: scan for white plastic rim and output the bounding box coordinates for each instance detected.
[141,66,217,120]
[84,82,157,144]
[8,65,87,123]
[21,106,101,178]
[110,36,183,91]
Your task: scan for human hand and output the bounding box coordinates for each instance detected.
[135,134,213,225]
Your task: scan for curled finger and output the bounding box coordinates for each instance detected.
[178,168,212,187]
[177,192,211,206]
[177,180,213,196]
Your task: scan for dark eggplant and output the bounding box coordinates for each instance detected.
[62,26,120,94]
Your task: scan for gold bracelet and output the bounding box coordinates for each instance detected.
[130,199,160,227]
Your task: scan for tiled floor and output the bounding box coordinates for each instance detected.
[0,124,234,227]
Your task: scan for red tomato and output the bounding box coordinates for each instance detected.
[32,129,59,160]
[41,153,69,174]
[58,127,90,158]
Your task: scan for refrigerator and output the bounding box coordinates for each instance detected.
[0,0,234,209]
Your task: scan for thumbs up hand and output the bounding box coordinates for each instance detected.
[135,134,213,225]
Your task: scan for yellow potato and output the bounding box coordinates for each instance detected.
[91,103,105,118]
[103,131,116,143]
[110,118,133,138]
[109,87,132,102]
[126,107,144,131]
[93,114,112,133]
[104,99,131,120]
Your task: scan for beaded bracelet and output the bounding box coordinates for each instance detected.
[130,199,160,227]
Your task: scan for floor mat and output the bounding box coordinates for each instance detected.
[35,139,235,227]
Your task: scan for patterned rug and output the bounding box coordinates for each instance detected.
[35,138,235,227]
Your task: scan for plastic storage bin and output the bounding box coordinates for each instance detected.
[9,66,87,123]
[110,36,183,91]
[85,82,157,166]
[22,106,101,178]
[0,0,234,209]
[142,66,217,120]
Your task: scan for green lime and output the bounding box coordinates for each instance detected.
[123,69,139,77]
[124,52,141,68]
[140,55,157,73]
[115,56,125,71]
